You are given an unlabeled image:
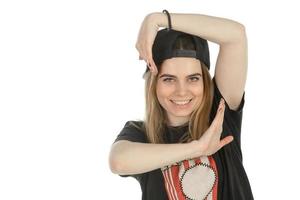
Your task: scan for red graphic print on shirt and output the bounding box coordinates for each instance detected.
[161,155,218,200]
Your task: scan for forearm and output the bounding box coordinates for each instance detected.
[109,140,198,175]
[152,12,245,45]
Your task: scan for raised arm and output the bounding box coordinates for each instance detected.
[138,12,247,110]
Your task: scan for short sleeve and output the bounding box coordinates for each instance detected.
[113,120,147,179]
[210,76,245,155]
[113,120,147,144]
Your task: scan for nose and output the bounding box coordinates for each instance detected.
[175,81,189,96]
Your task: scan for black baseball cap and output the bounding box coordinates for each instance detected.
[143,28,210,76]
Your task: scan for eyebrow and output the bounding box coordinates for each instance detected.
[159,73,202,78]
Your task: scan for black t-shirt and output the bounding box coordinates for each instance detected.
[113,77,254,200]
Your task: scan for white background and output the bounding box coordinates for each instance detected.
[0,0,299,199]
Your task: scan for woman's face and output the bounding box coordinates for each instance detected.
[156,57,204,126]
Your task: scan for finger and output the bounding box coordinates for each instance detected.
[144,56,155,73]
[139,55,146,62]
[141,55,153,72]
[145,41,157,72]
[147,63,153,73]
[218,99,225,124]
[145,59,152,71]
[138,48,146,62]
[135,42,141,51]
[211,98,225,129]
[219,135,234,149]
[149,59,158,75]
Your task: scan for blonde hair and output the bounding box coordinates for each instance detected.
[141,61,214,144]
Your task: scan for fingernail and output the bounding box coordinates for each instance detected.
[219,99,223,107]
[221,98,225,107]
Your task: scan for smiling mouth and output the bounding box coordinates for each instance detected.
[170,99,193,106]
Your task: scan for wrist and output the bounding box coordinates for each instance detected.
[188,140,203,159]
[150,12,169,28]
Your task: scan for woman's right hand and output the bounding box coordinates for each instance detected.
[190,98,234,157]
[135,13,160,75]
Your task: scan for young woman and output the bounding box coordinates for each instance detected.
[109,10,254,200]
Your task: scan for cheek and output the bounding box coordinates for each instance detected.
[195,87,204,96]
[191,83,204,95]
[191,85,204,105]
[156,84,174,107]
[156,83,172,99]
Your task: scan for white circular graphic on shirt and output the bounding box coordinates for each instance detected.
[180,163,216,200]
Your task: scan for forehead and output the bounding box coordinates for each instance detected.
[159,57,202,76]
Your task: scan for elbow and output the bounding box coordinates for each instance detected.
[229,23,247,44]
[108,142,129,174]
[109,155,123,174]
[236,21,246,31]
[220,22,247,45]
[232,19,246,33]
[109,140,135,175]
[236,23,247,39]
[109,146,126,174]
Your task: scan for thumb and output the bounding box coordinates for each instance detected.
[219,136,234,149]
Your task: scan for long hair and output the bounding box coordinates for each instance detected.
[140,34,214,144]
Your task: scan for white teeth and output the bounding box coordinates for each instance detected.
[171,99,192,105]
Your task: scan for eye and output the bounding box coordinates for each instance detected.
[163,78,174,82]
[189,77,200,81]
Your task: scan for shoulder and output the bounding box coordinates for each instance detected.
[124,120,145,131]
[113,120,147,144]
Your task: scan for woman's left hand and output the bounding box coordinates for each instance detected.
[135,13,160,75]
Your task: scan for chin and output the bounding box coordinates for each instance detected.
[171,111,193,118]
